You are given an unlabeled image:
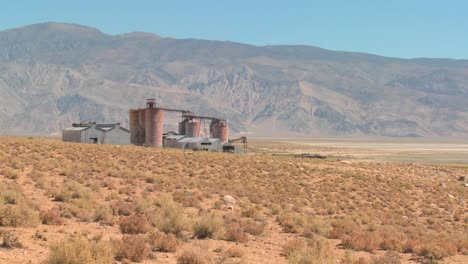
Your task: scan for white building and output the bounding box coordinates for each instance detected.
[163,135,221,151]
[62,123,130,145]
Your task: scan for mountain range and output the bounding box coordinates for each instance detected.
[1,22,468,137]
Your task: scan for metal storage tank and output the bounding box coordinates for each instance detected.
[129,110,140,145]
[185,119,201,138]
[211,120,229,143]
[210,123,218,139]
[145,108,164,147]
[218,121,229,143]
[138,109,146,145]
[178,121,186,136]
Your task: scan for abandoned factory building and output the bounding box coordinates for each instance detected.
[62,122,130,145]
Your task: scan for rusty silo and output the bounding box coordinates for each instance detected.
[129,109,140,145]
[145,108,164,147]
[137,109,146,144]
[211,120,229,143]
[185,119,201,137]
[218,120,229,143]
[210,123,219,139]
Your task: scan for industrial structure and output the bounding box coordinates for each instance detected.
[225,136,248,154]
[164,135,222,152]
[61,99,245,152]
[129,99,245,153]
[62,122,130,145]
[129,99,191,147]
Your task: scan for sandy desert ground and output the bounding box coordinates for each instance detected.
[0,137,466,264]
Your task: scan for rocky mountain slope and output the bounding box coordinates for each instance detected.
[1,22,468,137]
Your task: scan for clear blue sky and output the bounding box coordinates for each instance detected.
[1,0,467,59]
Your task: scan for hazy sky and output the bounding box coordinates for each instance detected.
[1,0,467,59]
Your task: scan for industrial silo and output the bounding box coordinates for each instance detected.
[178,120,186,136]
[185,119,201,138]
[211,120,229,143]
[218,121,229,143]
[145,108,164,147]
[129,110,140,145]
[138,109,146,145]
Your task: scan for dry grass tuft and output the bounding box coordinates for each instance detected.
[1,230,22,248]
[149,196,191,237]
[417,242,457,261]
[282,239,307,257]
[223,221,248,243]
[378,229,406,252]
[277,214,303,234]
[193,212,223,239]
[241,218,266,236]
[2,190,24,205]
[113,235,150,263]
[43,235,113,264]
[177,248,212,264]
[340,251,369,264]
[118,214,150,234]
[92,205,113,224]
[225,246,245,258]
[329,218,361,239]
[341,231,380,253]
[110,200,135,216]
[40,209,64,225]
[371,251,401,264]
[0,202,40,227]
[147,230,178,252]
[283,237,336,264]
[1,168,18,179]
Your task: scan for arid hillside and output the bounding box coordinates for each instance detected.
[0,137,466,264]
[2,23,468,137]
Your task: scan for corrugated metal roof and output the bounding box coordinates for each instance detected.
[177,137,220,143]
[97,123,118,128]
[64,126,89,131]
[177,137,200,143]
[164,131,179,136]
[64,123,129,133]
[166,135,186,140]
[201,138,220,143]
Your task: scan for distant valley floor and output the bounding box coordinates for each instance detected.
[248,138,468,165]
